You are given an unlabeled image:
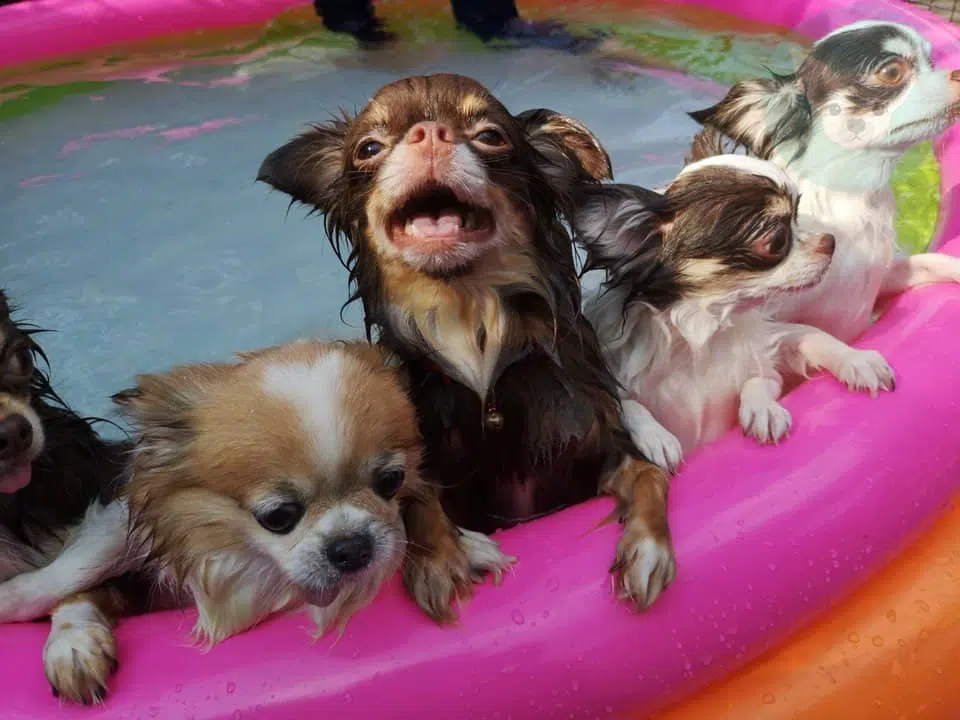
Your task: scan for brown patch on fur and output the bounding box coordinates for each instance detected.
[44,587,126,705]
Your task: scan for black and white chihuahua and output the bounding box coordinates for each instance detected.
[0,291,138,705]
[577,155,894,471]
[689,21,960,358]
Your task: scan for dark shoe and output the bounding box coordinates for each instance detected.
[491,18,608,54]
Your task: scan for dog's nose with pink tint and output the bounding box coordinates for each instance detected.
[815,233,836,256]
[403,121,455,148]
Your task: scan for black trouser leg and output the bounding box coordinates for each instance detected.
[450,0,519,40]
[313,0,379,34]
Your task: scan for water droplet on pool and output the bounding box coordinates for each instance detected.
[872,636,884,648]
[542,610,550,620]
[344,693,353,704]
[571,680,579,691]
[684,661,692,671]
[233,712,242,720]
[916,600,930,613]
[226,682,236,695]
[547,577,560,592]
[936,667,944,675]
[605,706,614,714]
[898,638,907,647]
[511,610,525,625]
[676,641,683,650]
[175,685,183,694]
[848,632,860,644]
[886,610,896,623]
[762,693,776,705]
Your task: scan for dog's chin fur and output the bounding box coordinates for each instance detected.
[577,156,835,466]
[688,21,960,344]
[117,341,424,644]
[257,74,676,610]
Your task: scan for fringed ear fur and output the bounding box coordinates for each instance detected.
[112,363,232,469]
[573,183,668,273]
[516,108,614,201]
[688,75,811,160]
[256,114,352,212]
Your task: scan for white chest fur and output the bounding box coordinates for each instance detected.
[590,289,780,453]
[768,175,897,344]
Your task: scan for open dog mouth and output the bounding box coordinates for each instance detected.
[387,184,495,250]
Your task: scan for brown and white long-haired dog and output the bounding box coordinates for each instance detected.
[0,290,143,705]
[257,74,676,608]
[115,340,512,642]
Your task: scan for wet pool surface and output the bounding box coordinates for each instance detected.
[0,6,940,431]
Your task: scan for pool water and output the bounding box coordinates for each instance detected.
[0,2,942,430]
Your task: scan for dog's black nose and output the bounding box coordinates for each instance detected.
[847,117,866,134]
[0,414,33,461]
[325,534,375,573]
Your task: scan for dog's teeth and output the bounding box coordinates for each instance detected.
[405,219,419,237]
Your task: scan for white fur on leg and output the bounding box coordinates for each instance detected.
[621,398,684,473]
[880,252,960,298]
[614,533,676,609]
[0,500,132,623]
[780,324,895,397]
[457,528,516,585]
[44,599,116,705]
[738,376,792,444]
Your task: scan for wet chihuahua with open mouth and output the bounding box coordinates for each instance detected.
[257,74,676,608]
[115,340,513,642]
[578,155,893,472]
[689,21,960,359]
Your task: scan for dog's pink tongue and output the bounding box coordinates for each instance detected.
[409,211,462,238]
[0,463,31,494]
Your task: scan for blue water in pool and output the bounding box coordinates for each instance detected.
[0,42,718,435]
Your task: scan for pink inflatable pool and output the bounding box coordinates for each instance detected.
[2,0,960,718]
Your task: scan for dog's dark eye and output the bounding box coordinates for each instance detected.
[473,128,507,148]
[255,501,305,535]
[372,467,405,500]
[752,230,788,259]
[11,345,32,375]
[356,140,384,161]
[875,60,907,86]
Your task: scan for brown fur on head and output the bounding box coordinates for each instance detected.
[114,340,429,644]
[256,74,612,396]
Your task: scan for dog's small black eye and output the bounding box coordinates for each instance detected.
[752,230,788,259]
[256,501,305,535]
[473,128,507,148]
[827,104,842,116]
[356,140,384,161]
[372,467,405,500]
[12,345,32,375]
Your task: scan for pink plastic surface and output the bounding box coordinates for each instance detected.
[2,0,960,718]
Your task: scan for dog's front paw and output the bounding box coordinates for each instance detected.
[403,539,475,625]
[44,618,117,705]
[623,400,684,473]
[739,397,792,445]
[835,349,895,396]
[457,528,516,585]
[610,526,676,610]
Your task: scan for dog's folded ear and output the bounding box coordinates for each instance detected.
[689,75,810,160]
[516,108,613,193]
[112,364,230,469]
[256,114,352,211]
[573,183,668,271]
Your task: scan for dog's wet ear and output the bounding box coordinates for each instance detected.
[689,75,810,160]
[517,108,614,187]
[257,114,352,211]
[574,183,669,270]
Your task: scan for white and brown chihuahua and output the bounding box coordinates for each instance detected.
[115,340,513,645]
[689,21,960,362]
[257,74,676,608]
[577,155,894,471]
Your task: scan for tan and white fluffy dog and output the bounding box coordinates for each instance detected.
[116,340,512,644]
